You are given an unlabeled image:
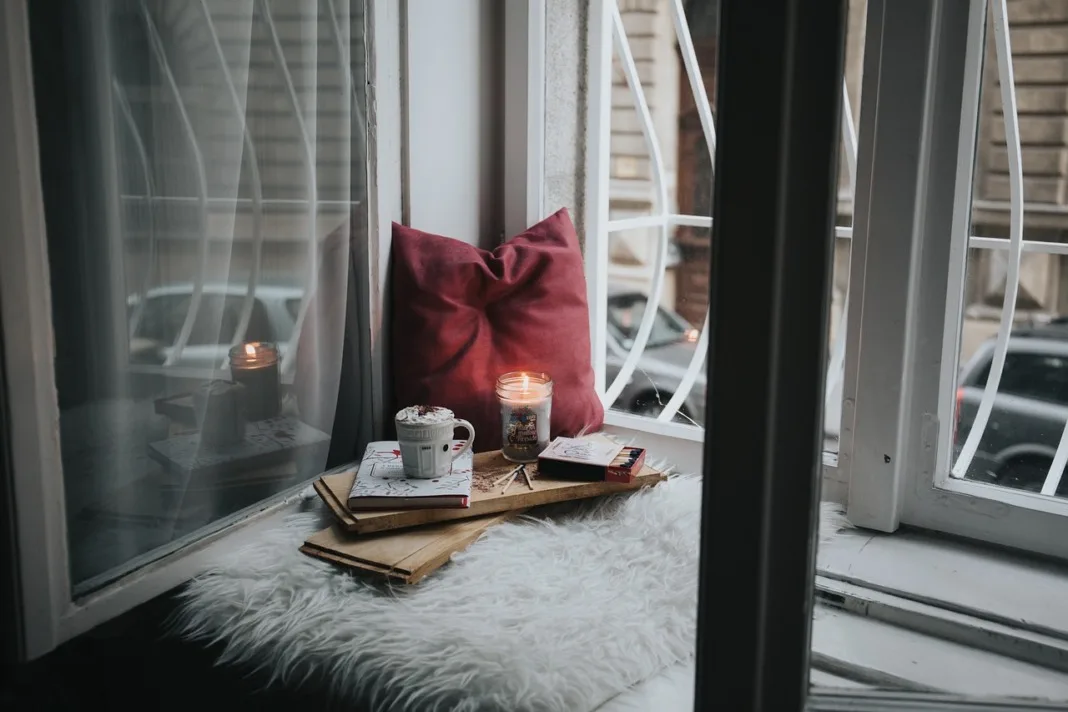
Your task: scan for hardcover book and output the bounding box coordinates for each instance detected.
[347,441,473,510]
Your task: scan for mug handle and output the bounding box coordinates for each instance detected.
[451,419,475,462]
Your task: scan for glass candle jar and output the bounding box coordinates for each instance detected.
[496,371,553,462]
[228,341,280,421]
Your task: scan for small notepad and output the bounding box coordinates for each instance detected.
[346,441,473,510]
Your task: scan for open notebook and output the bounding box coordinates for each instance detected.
[347,441,473,510]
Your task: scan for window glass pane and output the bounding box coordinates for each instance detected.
[947,0,1068,500]
[972,352,1068,404]
[30,0,368,595]
[602,0,863,452]
[603,2,713,428]
[607,292,692,348]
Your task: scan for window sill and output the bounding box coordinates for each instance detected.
[818,526,1068,641]
[60,490,305,646]
[815,526,1068,696]
[604,417,846,502]
[610,423,1068,697]
[603,523,1068,709]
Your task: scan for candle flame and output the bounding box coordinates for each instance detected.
[244,343,257,356]
[522,373,529,391]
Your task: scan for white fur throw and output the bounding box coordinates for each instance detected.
[175,475,850,711]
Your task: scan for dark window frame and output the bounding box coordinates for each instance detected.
[695,0,846,708]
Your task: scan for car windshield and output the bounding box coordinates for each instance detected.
[607,293,689,348]
[970,349,1068,405]
[133,291,275,346]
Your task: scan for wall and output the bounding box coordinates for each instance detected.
[544,0,589,241]
[405,0,503,247]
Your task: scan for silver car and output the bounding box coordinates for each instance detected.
[955,325,1068,494]
[605,285,706,425]
[127,283,303,368]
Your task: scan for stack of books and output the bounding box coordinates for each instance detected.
[300,435,665,584]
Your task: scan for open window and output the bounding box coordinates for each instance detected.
[6,0,1068,707]
[837,0,1068,560]
[584,0,864,467]
[0,0,395,659]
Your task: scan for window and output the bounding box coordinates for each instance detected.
[0,0,398,658]
[833,0,1068,559]
[606,291,693,349]
[133,293,276,355]
[7,0,1068,705]
[970,352,1068,404]
[586,0,865,447]
[33,0,371,596]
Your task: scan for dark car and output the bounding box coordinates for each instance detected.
[605,284,705,424]
[955,322,1068,494]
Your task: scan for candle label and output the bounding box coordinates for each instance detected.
[505,407,539,448]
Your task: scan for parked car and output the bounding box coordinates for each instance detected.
[955,323,1068,494]
[606,284,705,424]
[127,283,303,368]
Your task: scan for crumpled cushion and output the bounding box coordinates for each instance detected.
[391,208,604,451]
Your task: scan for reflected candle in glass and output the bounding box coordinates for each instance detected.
[228,341,280,421]
[496,371,553,462]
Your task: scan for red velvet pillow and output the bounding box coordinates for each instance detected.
[391,208,604,452]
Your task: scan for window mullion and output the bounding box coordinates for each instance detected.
[840,0,946,532]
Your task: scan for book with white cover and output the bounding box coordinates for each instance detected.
[347,441,472,510]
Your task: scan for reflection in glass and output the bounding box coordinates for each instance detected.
[31,0,367,595]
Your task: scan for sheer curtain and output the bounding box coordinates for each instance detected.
[30,0,366,595]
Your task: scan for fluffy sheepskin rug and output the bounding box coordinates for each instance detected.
[175,474,851,712]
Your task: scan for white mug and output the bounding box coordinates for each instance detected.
[394,406,475,478]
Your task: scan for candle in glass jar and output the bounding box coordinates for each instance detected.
[496,371,553,462]
[228,341,280,421]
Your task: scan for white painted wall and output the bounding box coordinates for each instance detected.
[405,0,502,247]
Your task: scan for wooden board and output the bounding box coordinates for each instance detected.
[300,510,520,584]
[313,447,665,535]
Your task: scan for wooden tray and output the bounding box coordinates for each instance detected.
[313,447,665,535]
[300,511,520,584]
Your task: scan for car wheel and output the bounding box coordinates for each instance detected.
[630,390,667,417]
[996,458,1057,494]
[631,392,691,422]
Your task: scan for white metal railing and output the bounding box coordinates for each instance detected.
[600,0,1068,494]
[141,3,211,368]
[113,79,157,341]
[951,0,1028,483]
[259,0,318,376]
[653,0,716,424]
[119,1,363,376]
[598,0,857,434]
[195,0,265,355]
[965,0,1068,498]
[823,79,860,435]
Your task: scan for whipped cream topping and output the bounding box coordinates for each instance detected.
[396,405,454,424]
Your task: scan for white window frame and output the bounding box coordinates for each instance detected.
[0,0,402,660]
[842,0,1068,559]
